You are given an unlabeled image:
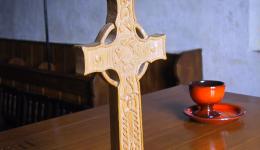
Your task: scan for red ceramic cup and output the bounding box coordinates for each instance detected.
[189,80,225,118]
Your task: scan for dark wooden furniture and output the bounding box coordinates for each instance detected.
[0,85,88,131]
[0,38,202,130]
[0,38,202,107]
[0,85,257,150]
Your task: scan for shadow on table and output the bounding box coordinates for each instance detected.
[159,93,192,121]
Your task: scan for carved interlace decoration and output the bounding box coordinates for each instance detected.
[80,0,166,149]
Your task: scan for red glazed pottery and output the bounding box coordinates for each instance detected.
[184,103,246,124]
[189,80,225,118]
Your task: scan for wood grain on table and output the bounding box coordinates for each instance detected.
[0,85,259,150]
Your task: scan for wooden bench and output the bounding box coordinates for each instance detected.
[0,38,202,129]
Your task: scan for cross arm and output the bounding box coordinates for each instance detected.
[136,34,166,79]
[145,34,167,63]
[80,44,114,75]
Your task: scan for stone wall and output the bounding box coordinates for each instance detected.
[0,0,259,96]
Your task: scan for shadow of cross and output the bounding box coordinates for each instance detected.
[80,0,166,149]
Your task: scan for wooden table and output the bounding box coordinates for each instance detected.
[0,85,259,150]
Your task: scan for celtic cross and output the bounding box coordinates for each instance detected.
[78,0,166,149]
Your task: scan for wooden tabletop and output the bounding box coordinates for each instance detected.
[0,85,259,150]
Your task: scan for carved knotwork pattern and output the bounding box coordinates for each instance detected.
[80,0,166,149]
[116,0,135,35]
[119,76,142,150]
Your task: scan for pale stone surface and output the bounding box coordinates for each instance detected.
[0,0,259,97]
[249,0,260,51]
[0,0,45,41]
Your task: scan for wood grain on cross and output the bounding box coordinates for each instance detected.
[77,0,166,149]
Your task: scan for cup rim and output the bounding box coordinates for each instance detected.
[189,80,225,87]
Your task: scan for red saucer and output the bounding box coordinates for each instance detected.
[184,103,246,124]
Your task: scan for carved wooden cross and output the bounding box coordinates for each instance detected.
[80,0,166,149]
